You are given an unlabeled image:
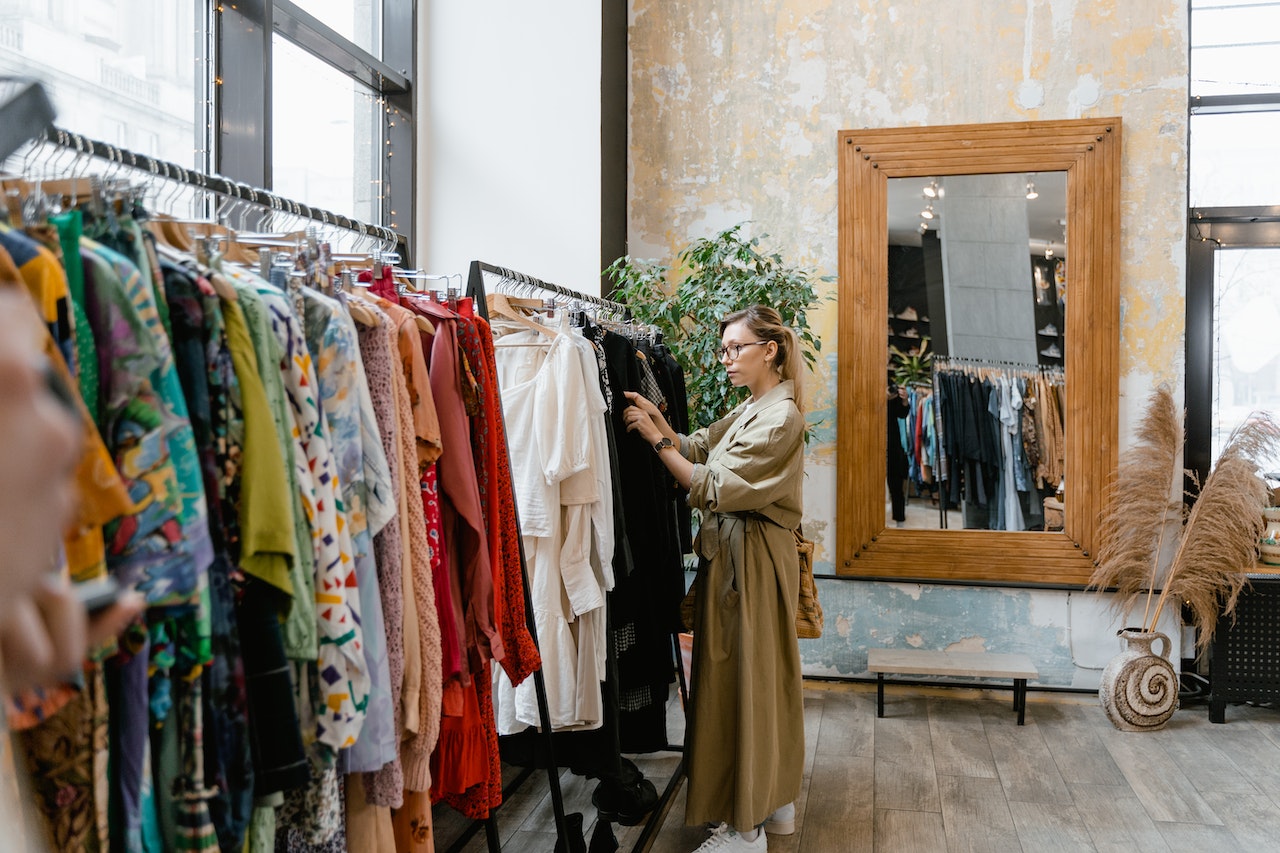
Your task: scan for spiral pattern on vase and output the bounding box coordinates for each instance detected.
[1105,654,1177,730]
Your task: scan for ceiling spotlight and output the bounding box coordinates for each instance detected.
[1025,181,1039,200]
[1045,247,1054,258]
[920,203,935,220]
[923,180,939,199]
[919,221,929,233]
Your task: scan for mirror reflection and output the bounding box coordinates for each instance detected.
[885,172,1068,532]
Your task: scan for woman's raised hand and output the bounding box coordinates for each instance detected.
[622,391,676,445]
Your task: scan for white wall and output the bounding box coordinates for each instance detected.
[416,2,602,295]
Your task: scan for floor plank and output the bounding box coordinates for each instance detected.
[1007,801,1096,852]
[1156,725,1259,796]
[1152,820,1240,849]
[980,704,1073,805]
[1095,723,1223,825]
[928,698,999,778]
[1067,782,1172,853]
[1034,702,1128,786]
[813,687,874,757]
[937,774,1020,852]
[798,752,873,852]
[873,808,948,853]
[1186,720,1280,809]
[1200,788,1280,851]
[873,707,940,812]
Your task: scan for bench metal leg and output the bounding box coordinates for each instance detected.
[1014,679,1027,725]
[877,674,885,718]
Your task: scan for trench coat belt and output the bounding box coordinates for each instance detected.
[694,509,791,562]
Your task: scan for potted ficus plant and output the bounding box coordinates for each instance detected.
[1088,385,1280,731]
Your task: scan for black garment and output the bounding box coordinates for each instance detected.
[653,342,694,556]
[603,331,682,752]
[887,393,910,522]
[237,580,309,795]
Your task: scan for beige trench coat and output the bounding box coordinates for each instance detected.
[680,380,805,832]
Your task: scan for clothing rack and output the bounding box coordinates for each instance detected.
[468,260,632,321]
[467,260,687,853]
[933,354,1062,375]
[18,124,404,251]
[448,260,579,853]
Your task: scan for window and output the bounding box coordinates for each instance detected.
[271,33,381,224]
[0,1,413,241]
[1190,0,1280,97]
[217,1,414,237]
[1186,0,1280,486]
[0,0,200,167]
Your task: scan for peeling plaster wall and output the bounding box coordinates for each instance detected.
[631,1,1189,687]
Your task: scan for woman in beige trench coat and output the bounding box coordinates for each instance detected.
[624,305,805,853]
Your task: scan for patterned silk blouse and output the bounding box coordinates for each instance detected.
[253,282,370,752]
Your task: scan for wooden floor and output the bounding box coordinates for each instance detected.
[433,681,1280,852]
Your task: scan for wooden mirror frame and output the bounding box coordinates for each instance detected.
[836,118,1121,585]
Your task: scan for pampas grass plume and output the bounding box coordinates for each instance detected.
[1091,385,1280,654]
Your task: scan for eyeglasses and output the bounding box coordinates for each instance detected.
[717,340,769,361]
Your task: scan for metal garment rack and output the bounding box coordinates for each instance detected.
[20,124,404,251]
[440,260,579,853]
[468,260,689,853]
[469,260,632,320]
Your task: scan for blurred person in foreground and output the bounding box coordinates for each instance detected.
[0,288,143,850]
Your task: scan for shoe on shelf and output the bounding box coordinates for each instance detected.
[901,327,920,338]
[1037,323,1059,337]
[1040,343,1063,358]
[920,314,930,323]
[765,803,796,835]
[693,824,767,852]
[896,306,918,321]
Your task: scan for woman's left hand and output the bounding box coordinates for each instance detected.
[623,398,664,445]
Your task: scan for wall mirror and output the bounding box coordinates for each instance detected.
[886,170,1067,531]
[836,118,1121,585]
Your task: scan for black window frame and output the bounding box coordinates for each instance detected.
[214,0,414,255]
[1185,2,1280,488]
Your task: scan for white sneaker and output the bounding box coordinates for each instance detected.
[693,823,767,852]
[1039,343,1062,358]
[764,802,796,835]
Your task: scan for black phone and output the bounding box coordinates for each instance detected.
[73,577,123,615]
[888,381,899,395]
[41,359,80,414]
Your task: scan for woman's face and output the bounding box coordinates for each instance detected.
[719,320,776,389]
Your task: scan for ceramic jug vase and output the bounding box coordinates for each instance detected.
[1098,628,1178,731]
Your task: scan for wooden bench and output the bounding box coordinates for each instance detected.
[866,649,1039,725]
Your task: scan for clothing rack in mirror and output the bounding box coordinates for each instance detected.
[15,125,404,254]
[933,354,1064,379]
